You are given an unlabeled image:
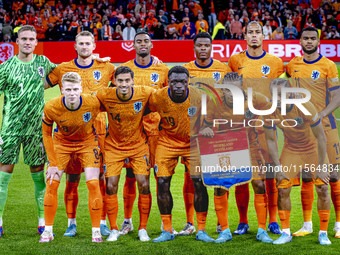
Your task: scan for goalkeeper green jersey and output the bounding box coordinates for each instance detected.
[0,54,56,136]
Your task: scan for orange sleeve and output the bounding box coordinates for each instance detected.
[285,62,292,77]
[95,88,107,111]
[277,59,285,77]
[42,106,58,167]
[327,61,340,90]
[46,64,61,87]
[148,90,159,112]
[254,92,271,110]
[228,55,237,72]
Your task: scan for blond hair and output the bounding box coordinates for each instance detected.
[18,25,37,37]
[75,31,95,43]
[62,72,82,84]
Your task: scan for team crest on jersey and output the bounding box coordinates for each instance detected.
[245,110,254,119]
[38,67,44,77]
[311,70,320,81]
[150,73,159,83]
[93,70,101,81]
[134,101,143,112]
[83,112,91,122]
[261,65,270,75]
[212,72,221,82]
[188,106,197,117]
[294,117,304,126]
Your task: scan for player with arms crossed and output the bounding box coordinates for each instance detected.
[116,31,169,236]
[0,25,56,237]
[286,27,340,238]
[179,32,231,235]
[200,72,275,243]
[263,78,331,245]
[46,31,116,237]
[39,72,103,243]
[228,21,284,235]
[150,66,221,243]
[96,66,153,242]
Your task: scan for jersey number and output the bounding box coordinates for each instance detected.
[93,149,99,160]
[334,143,340,155]
[164,117,175,127]
[62,126,69,132]
[110,113,121,123]
[19,83,23,95]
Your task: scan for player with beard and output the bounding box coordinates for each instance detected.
[228,21,284,235]
[114,32,170,236]
[46,31,116,237]
[286,27,340,238]
[180,32,231,236]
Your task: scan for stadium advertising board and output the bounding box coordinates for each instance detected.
[1,40,340,63]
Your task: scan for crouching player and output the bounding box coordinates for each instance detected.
[39,72,103,243]
[263,78,331,245]
[200,72,275,243]
[96,66,153,242]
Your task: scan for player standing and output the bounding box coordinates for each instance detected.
[286,27,340,237]
[264,78,331,245]
[46,31,116,237]
[150,66,216,243]
[228,21,284,235]
[0,25,56,237]
[39,72,103,243]
[181,32,231,235]
[96,66,153,242]
[116,31,169,236]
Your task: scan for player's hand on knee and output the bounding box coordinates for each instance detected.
[46,166,61,184]
[151,56,163,65]
[200,127,214,138]
[316,168,330,185]
[275,171,290,188]
[92,54,111,62]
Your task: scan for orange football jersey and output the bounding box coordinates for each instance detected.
[286,55,339,131]
[118,58,169,136]
[228,51,285,98]
[263,102,321,152]
[183,59,231,87]
[46,58,116,93]
[118,58,169,89]
[43,94,101,144]
[96,86,154,150]
[149,86,203,149]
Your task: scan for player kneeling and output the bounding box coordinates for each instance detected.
[264,79,331,245]
[39,72,103,243]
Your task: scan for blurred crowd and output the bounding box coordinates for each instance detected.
[0,0,338,42]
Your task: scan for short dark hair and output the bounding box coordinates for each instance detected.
[134,31,152,42]
[301,26,318,36]
[269,78,290,89]
[245,21,263,34]
[193,32,212,44]
[223,72,243,85]
[115,66,134,79]
[168,66,189,78]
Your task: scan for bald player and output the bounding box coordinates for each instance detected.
[46,31,116,237]
[228,21,285,235]
[286,27,340,238]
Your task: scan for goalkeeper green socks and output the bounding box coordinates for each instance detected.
[0,171,12,218]
[31,171,46,219]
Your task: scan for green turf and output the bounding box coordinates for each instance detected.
[0,65,340,254]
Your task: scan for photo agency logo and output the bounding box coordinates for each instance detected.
[200,84,312,128]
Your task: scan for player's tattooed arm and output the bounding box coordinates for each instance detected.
[311,122,329,184]
[319,88,340,119]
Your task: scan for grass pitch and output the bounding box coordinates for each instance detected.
[0,65,340,254]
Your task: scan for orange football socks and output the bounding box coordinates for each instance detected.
[214,193,229,231]
[64,181,79,219]
[138,193,152,230]
[161,214,173,233]
[330,180,340,222]
[183,172,195,225]
[301,181,314,222]
[196,212,208,232]
[265,179,278,223]
[44,179,60,226]
[123,176,137,219]
[255,193,268,230]
[235,183,249,224]
[106,193,119,230]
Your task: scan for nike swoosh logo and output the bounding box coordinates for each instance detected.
[336,156,340,160]
[94,161,99,163]
[294,70,299,72]
[60,120,67,123]
[163,111,169,113]
[238,67,245,70]
[189,76,196,79]
[109,106,115,109]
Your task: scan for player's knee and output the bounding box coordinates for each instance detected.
[315,185,330,201]
[106,179,118,195]
[302,170,313,182]
[137,180,150,195]
[99,172,105,182]
[157,177,170,194]
[30,165,44,173]
[252,179,265,194]
[278,187,290,199]
[66,173,81,183]
[192,177,205,192]
[214,187,226,196]
[90,198,101,211]
[330,166,340,182]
